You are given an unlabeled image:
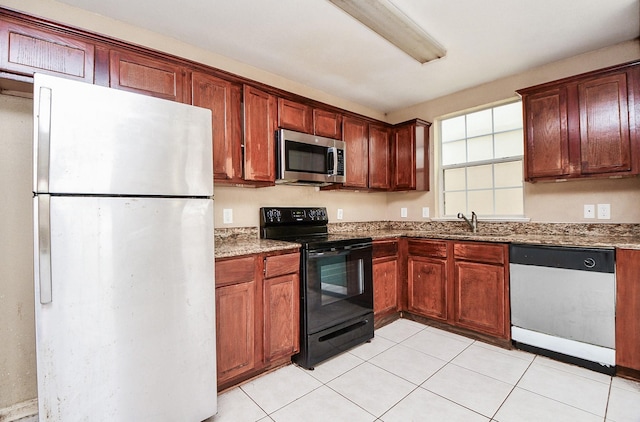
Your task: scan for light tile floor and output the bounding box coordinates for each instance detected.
[213,319,640,422]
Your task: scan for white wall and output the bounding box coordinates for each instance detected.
[385,39,640,224]
[0,94,36,409]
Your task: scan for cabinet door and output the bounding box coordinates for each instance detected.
[615,249,640,374]
[373,257,398,317]
[0,20,94,82]
[523,88,570,180]
[263,273,300,362]
[109,49,186,102]
[342,116,369,188]
[192,72,243,182]
[216,280,257,384]
[278,98,312,133]
[453,260,508,338]
[392,123,416,190]
[368,124,391,189]
[314,109,342,139]
[578,72,632,175]
[407,256,448,321]
[243,85,277,183]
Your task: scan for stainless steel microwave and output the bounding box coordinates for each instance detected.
[276,129,345,186]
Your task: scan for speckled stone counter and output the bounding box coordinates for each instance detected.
[215,221,640,258]
[335,221,640,250]
[214,227,300,259]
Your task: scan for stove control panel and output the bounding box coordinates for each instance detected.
[260,207,328,226]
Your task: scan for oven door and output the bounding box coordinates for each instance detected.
[303,242,373,334]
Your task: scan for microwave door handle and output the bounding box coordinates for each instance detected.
[328,147,338,176]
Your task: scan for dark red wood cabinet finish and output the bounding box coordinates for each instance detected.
[519,63,640,181]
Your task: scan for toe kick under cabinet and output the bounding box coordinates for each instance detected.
[406,239,510,340]
[214,250,300,391]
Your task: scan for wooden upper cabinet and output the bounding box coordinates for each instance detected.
[368,124,391,189]
[392,122,417,190]
[314,108,342,139]
[523,87,570,179]
[578,72,632,175]
[278,98,312,133]
[519,62,640,181]
[342,116,369,188]
[0,20,94,82]
[243,85,277,184]
[192,72,243,183]
[109,49,187,102]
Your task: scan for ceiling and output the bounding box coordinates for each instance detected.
[55,0,640,114]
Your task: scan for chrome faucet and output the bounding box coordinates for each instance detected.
[457,211,478,233]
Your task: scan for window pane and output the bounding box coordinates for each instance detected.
[439,101,523,219]
[444,191,466,216]
[494,102,522,132]
[494,161,523,188]
[467,135,493,162]
[494,129,523,159]
[467,164,493,190]
[466,109,492,137]
[468,190,494,215]
[442,140,466,165]
[444,168,466,191]
[495,188,524,215]
[441,115,466,142]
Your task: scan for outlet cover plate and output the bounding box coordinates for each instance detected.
[597,203,611,220]
[584,204,595,219]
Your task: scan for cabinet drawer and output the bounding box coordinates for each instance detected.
[453,242,506,265]
[264,252,300,278]
[408,239,448,258]
[215,256,256,287]
[373,240,398,258]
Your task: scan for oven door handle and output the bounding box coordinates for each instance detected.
[308,244,371,256]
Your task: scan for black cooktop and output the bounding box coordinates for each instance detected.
[259,207,371,249]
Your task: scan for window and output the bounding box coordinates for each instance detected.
[440,101,524,218]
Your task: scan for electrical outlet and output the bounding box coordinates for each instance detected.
[597,203,611,220]
[400,207,408,218]
[584,204,595,219]
[422,207,430,218]
[223,208,233,224]
[337,208,343,220]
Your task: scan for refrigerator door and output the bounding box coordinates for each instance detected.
[33,73,213,197]
[34,195,216,421]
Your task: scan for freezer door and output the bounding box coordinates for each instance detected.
[34,195,216,421]
[33,73,213,197]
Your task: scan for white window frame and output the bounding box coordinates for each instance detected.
[437,99,526,220]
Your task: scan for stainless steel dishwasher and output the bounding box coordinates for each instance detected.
[509,244,616,374]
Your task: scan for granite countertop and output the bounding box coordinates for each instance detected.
[214,222,640,259]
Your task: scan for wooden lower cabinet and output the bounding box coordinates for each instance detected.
[615,248,640,378]
[405,239,510,340]
[407,239,448,321]
[453,242,510,339]
[373,239,399,322]
[215,256,259,386]
[263,253,300,362]
[215,251,300,390]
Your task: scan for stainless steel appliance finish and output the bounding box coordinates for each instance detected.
[33,74,217,421]
[509,244,616,373]
[260,207,373,369]
[276,129,345,186]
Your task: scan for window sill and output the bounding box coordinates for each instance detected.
[432,216,531,223]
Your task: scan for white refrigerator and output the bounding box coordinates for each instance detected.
[32,74,217,421]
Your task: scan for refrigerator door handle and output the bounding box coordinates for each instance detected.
[37,195,53,304]
[36,86,52,193]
